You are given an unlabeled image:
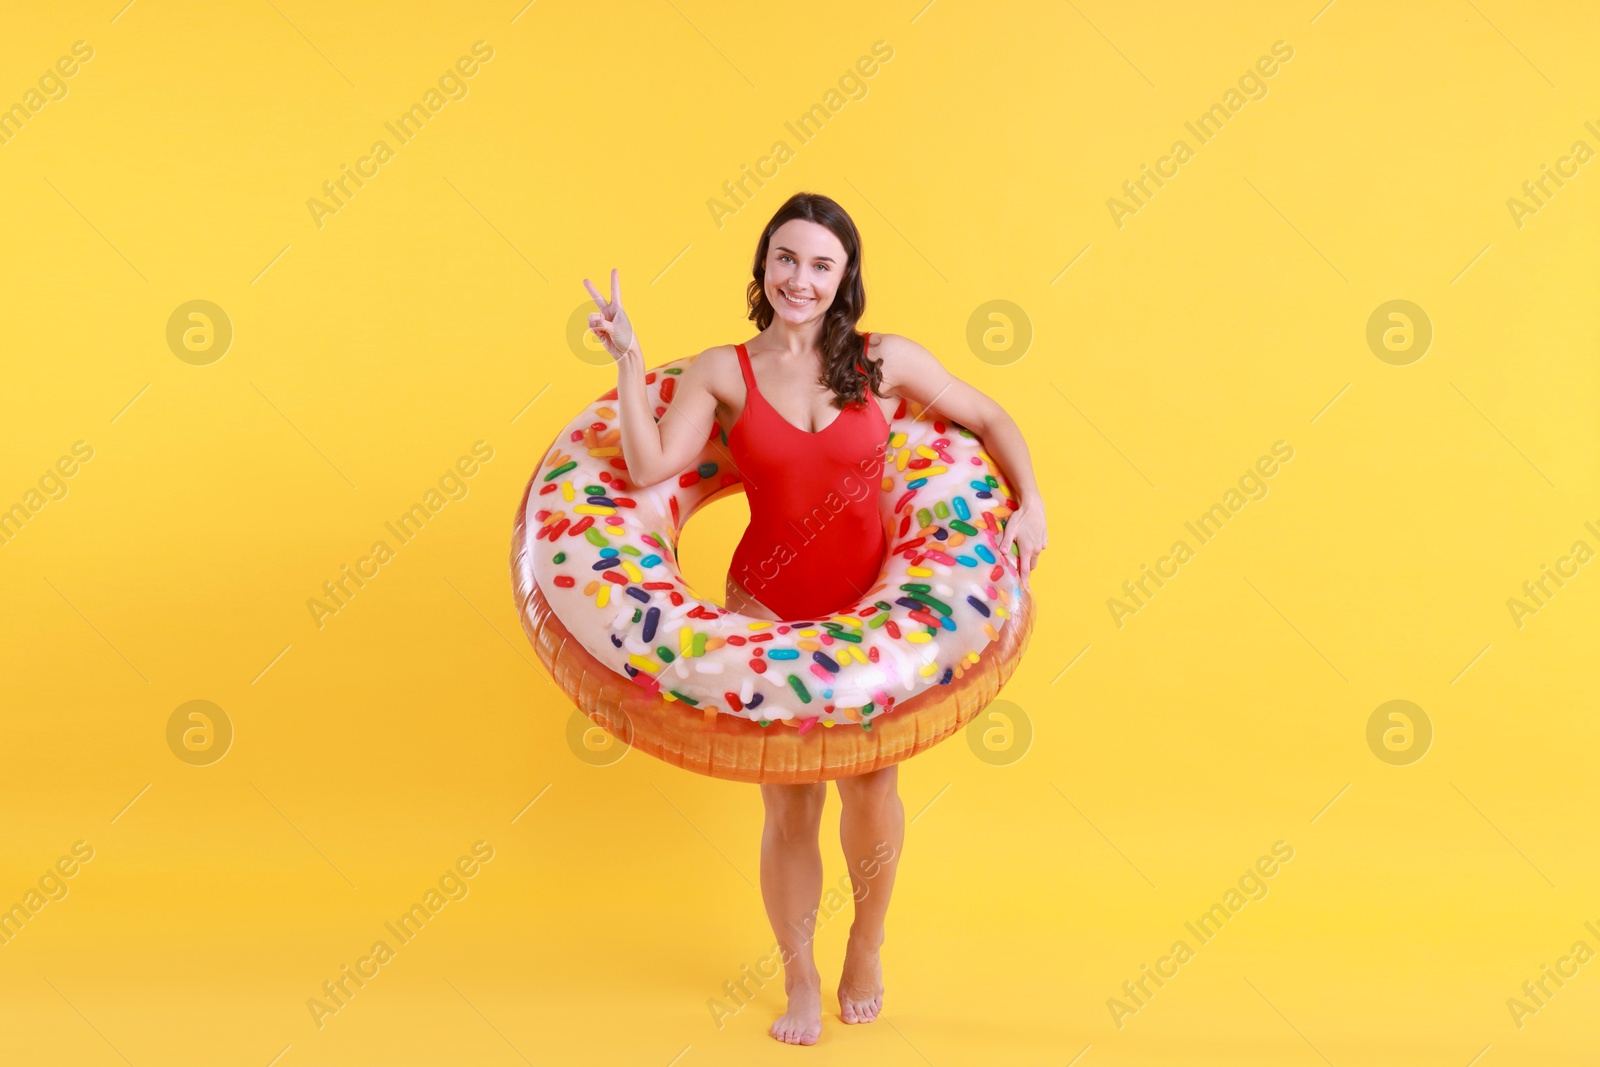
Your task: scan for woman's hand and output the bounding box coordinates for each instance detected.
[996,498,1048,592]
[582,268,640,363]
[584,269,722,488]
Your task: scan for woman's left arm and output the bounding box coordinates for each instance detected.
[875,333,1049,590]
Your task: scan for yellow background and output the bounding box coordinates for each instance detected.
[3,1,1598,1063]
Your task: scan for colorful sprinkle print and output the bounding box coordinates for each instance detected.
[524,357,1024,730]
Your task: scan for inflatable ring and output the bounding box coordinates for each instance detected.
[511,354,1035,783]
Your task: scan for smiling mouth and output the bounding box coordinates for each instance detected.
[778,288,812,307]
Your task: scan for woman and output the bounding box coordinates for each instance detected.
[583,192,1047,1045]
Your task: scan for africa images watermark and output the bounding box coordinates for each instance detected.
[1107,40,1295,228]
[1107,441,1295,628]
[306,41,496,230]
[0,841,96,948]
[307,441,495,629]
[1505,918,1600,1030]
[0,440,95,548]
[306,841,495,1029]
[706,40,895,229]
[1107,839,1296,1028]
[1505,119,1600,230]
[0,40,95,148]
[1505,517,1600,629]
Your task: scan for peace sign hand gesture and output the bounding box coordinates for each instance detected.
[582,268,640,363]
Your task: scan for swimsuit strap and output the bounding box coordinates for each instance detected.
[734,343,758,393]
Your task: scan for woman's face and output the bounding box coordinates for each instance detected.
[764,219,848,326]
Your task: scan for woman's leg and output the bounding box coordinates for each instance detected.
[730,574,827,1043]
[834,764,903,1023]
[760,781,827,1044]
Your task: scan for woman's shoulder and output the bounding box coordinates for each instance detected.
[864,331,934,358]
[676,345,748,406]
[864,332,939,386]
[683,343,742,377]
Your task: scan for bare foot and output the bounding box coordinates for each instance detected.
[837,935,883,1023]
[771,969,823,1045]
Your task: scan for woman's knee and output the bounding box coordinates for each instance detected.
[836,765,899,811]
[762,782,826,834]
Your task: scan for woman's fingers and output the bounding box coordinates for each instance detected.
[584,269,624,312]
[582,276,610,312]
[582,271,637,360]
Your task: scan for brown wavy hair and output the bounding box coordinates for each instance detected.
[745,192,883,410]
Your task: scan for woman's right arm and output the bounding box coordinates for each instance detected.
[585,268,721,488]
[613,347,720,487]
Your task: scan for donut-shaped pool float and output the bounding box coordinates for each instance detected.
[511,353,1035,783]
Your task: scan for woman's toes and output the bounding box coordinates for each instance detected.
[837,943,884,1025]
[770,981,824,1044]
[840,994,879,1024]
[770,1018,819,1045]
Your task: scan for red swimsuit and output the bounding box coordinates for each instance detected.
[726,336,890,620]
